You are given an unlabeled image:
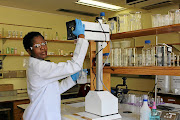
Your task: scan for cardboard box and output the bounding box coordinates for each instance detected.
[3,70,26,78]
[0,84,13,91]
[3,71,16,78]
[17,70,26,78]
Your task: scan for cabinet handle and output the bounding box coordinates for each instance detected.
[168,99,175,102]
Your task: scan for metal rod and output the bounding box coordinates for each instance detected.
[155,33,158,105]
[96,42,103,90]
[155,75,158,104]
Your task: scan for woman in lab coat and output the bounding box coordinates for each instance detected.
[22,19,89,120]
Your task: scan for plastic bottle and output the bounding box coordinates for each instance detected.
[140,95,151,120]
[150,102,160,120]
[100,12,107,24]
[142,40,155,66]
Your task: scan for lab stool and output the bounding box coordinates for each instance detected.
[0,108,11,120]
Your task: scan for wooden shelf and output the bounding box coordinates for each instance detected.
[0,54,89,59]
[111,24,180,40]
[0,37,23,40]
[0,54,29,56]
[134,42,180,48]
[47,55,73,57]
[46,40,74,43]
[0,54,73,57]
[0,37,74,43]
[102,66,180,76]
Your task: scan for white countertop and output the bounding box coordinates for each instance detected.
[62,103,140,120]
[0,94,29,102]
[17,97,140,120]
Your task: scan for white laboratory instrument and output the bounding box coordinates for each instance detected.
[66,18,121,120]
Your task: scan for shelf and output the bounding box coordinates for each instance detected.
[0,54,89,59]
[46,40,74,43]
[0,54,29,56]
[0,54,72,57]
[47,55,73,57]
[0,37,23,40]
[111,24,180,40]
[0,37,74,43]
[102,66,180,76]
[134,42,180,48]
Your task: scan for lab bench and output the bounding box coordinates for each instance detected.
[0,93,29,120]
[17,97,140,120]
[16,97,180,120]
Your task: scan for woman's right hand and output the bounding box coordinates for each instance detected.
[72,19,85,37]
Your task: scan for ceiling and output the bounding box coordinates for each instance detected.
[0,0,126,17]
[0,0,178,18]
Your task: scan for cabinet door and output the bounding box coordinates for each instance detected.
[13,100,29,120]
[161,96,180,104]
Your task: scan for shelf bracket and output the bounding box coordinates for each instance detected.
[110,68,115,71]
[2,39,7,44]
[2,55,6,60]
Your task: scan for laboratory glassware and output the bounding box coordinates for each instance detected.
[156,45,168,66]
[157,75,170,93]
[142,40,155,66]
[171,76,180,95]
[151,14,161,27]
[130,11,142,31]
[108,17,117,34]
[168,9,180,24]
[118,14,130,32]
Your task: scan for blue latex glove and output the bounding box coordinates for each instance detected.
[71,72,80,82]
[72,19,85,37]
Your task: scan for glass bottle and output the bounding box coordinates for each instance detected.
[142,40,155,66]
[150,102,160,120]
[100,12,107,24]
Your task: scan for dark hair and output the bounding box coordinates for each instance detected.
[23,32,44,50]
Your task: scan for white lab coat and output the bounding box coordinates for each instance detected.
[23,38,89,120]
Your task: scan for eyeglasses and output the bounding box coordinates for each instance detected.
[30,41,47,50]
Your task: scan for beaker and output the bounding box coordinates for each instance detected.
[151,14,161,27]
[110,49,114,67]
[156,45,167,66]
[129,11,142,31]
[177,55,179,66]
[113,48,119,67]
[118,14,130,32]
[118,48,122,66]
[126,47,137,66]
[137,54,142,66]
[161,14,170,26]
[171,52,175,66]
[168,9,180,24]
[122,48,128,66]
[127,48,132,66]
[108,17,117,34]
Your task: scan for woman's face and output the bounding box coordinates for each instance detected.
[30,35,47,60]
